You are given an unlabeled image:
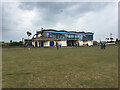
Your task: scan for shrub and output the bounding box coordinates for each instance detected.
[9,42,23,46]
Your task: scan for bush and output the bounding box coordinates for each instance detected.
[2,43,10,46]
[9,42,23,46]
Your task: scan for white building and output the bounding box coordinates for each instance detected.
[31,29,94,47]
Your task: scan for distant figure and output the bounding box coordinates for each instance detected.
[78,43,79,47]
[28,48,30,50]
[60,44,61,48]
[101,43,103,49]
[86,43,88,46]
[56,43,59,50]
[103,44,106,49]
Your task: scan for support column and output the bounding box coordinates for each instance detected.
[37,41,39,47]
[54,41,57,46]
[33,41,35,47]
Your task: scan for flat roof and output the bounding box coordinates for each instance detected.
[41,29,93,34]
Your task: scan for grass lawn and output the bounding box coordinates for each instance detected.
[2,45,118,88]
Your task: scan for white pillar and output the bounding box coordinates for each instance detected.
[37,41,39,47]
[78,40,84,46]
[33,41,35,47]
[54,41,57,46]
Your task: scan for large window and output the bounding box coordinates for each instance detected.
[83,35,93,40]
[70,34,75,39]
[86,35,93,40]
[46,32,50,38]
[68,34,71,39]
[45,31,93,40]
[49,32,53,38]
[75,34,79,39]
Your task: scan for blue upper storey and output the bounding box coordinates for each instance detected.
[42,30,94,40]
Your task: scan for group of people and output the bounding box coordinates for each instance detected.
[56,43,61,50]
[101,43,106,49]
[56,42,106,50]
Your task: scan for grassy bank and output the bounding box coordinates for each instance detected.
[2,46,118,88]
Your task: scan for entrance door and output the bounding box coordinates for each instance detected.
[67,41,71,46]
[39,42,41,47]
[78,42,79,46]
[50,41,54,47]
[35,41,37,47]
[67,40,75,46]
[41,41,44,47]
[39,41,44,47]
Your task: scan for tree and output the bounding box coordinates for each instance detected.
[10,40,12,43]
[27,31,32,39]
[26,31,32,47]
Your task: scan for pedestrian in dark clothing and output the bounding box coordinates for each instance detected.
[101,43,103,49]
[103,44,106,49]
[56,43,59,50]
[60,44,61,48]
[78,43,79,47]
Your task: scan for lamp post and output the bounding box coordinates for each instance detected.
[27,31,32,47]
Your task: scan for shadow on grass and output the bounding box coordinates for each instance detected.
[6,72,32,76]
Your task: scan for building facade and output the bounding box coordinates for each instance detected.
[31,29,94,47]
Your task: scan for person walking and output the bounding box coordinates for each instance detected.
[60,44,61,48]
[103,43,106,49]
[56,43,59,50]
[101,43,103,49]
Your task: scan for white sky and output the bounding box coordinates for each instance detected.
[1,1,118,42]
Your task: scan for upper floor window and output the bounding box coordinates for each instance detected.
[75,34,79,39]
[46,32,50,38]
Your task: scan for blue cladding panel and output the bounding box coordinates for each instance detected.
[43,30,93,40]
[44,31,56,33]
[85,33,93,35]
[55,32,67,34]
[44,30,87,35]
[68,32,77,34]
[44,31,67,34]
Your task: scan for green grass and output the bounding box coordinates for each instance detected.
[2,46,118,88]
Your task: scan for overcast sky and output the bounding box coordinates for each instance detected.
[2,2,118,42]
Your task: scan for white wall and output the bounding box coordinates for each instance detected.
[32,41,39,47]
[44,41,50,47]
[32,40,93,47]
[57,40,67,46]
[78,40,84,46]
[32,41,35,47]
[83,40,93,46]
[37,41,39,47]
[54,41,57,46]
[88,40,93,46]
[32,41,34,46]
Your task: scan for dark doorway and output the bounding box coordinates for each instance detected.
[67,40,76,46]
[78,42,79,46]
[39,41,44,47]
[41,41,44,47]
[35,41,37,47]
[50,41,54,47]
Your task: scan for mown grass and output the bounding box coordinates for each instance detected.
[2,45,118,88]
